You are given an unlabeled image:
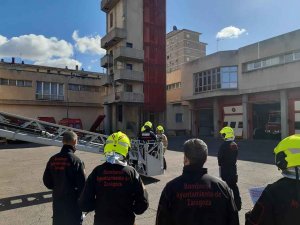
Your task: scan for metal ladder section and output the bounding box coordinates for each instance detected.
[0,111,164,176]
[0,111,107,154]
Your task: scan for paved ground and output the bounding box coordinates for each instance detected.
[0,137,282,225]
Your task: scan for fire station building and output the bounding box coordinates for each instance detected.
[180,29,300,139]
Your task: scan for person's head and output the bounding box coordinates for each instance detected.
[219,126,235,140]
[144,121,153,131]
[183,139,208,167]
[274,134,300,171]
[104,131,131,157]
[156,125,164,134]
[63,131,78,147]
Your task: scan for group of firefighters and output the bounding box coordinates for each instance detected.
[42,121,300,225]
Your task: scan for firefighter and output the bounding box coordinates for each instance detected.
[218,126,242,211]
[139,121,157,141]
[79,131,149,225]
[156,138,239,225]
[43,131,86,225]
[246,134,300,225]
[156,125,168,169]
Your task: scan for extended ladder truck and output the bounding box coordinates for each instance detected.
[0,111,164,177]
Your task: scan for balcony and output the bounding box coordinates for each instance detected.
[101,0,120,13]
[114,69,144,82]
[114,47,144,63]
[101,28,127,49]
[104,91,144,104]
[99,75,112,87]
[100,55,113,68]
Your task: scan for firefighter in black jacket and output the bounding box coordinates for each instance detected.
[79,131,149,225]
[246,134,300,225]
[218,127,242,211]
[156,138,239,225]
[43,131,86,225]
[139,121,157,141]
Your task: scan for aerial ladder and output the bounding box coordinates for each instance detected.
[0,111,164,177]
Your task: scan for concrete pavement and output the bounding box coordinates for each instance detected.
[0,138,281,225]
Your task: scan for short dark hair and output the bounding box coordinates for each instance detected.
[183,139,208,166]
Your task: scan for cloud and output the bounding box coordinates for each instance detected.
[34,58,82,69]
[0,34,73,60]
[72,30,105,55]
[91,59,98,64]
[0,35,7,45]
[216,26,247,39]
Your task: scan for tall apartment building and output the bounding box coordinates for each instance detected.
[166,27,206,73]
[166,28,206,135]
[100,0,166,136]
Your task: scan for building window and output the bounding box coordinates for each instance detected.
[36,81,64,101]
[69,84,100,92]
[221,66,238,89]
[110,12,113,28]
[245,50,300,72]
[175,113,183,123]
[124,84,133,92]
[166,82,181,91]
[194,66,237,94]
[126,42,133,48]
[126,64,133,70]
[0,78,32,87]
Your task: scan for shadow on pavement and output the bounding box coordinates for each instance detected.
[0,142,46,150]
[0,191,52,212]
[141,176,160,185]
[168,136,279,165]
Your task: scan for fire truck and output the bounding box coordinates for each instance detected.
[0,111,164,177]
[265,111,281,139]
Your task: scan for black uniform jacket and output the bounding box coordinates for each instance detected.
[246,177,300,225]
[43,145,86,225]
[138,129,157,141]
[79,162,149,225]
[218,141,238,183]
[156,165,239,225]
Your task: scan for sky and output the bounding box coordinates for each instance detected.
[0,0,299,72]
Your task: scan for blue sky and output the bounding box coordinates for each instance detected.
[0,0,299,72]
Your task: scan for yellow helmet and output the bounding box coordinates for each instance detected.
[220,126,235,140]
[144,121,153,129]
[104,131,131,157]
[156,125,164,133]
[274,134,300,170]
[141,126,146,132]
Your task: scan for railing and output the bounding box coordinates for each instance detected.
[114,69,144,82]
[101,0,120,13]
[99,75,112,86]
[114,47,144,62]
[101,28,127,49]
[100,55,113,68]
[104,92,144,104]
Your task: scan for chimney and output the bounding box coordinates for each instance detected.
[65,66,68,69]
[12,57,15,64]
[21,61,24,64]
[76,65,79,70]
[0,59,4,62]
